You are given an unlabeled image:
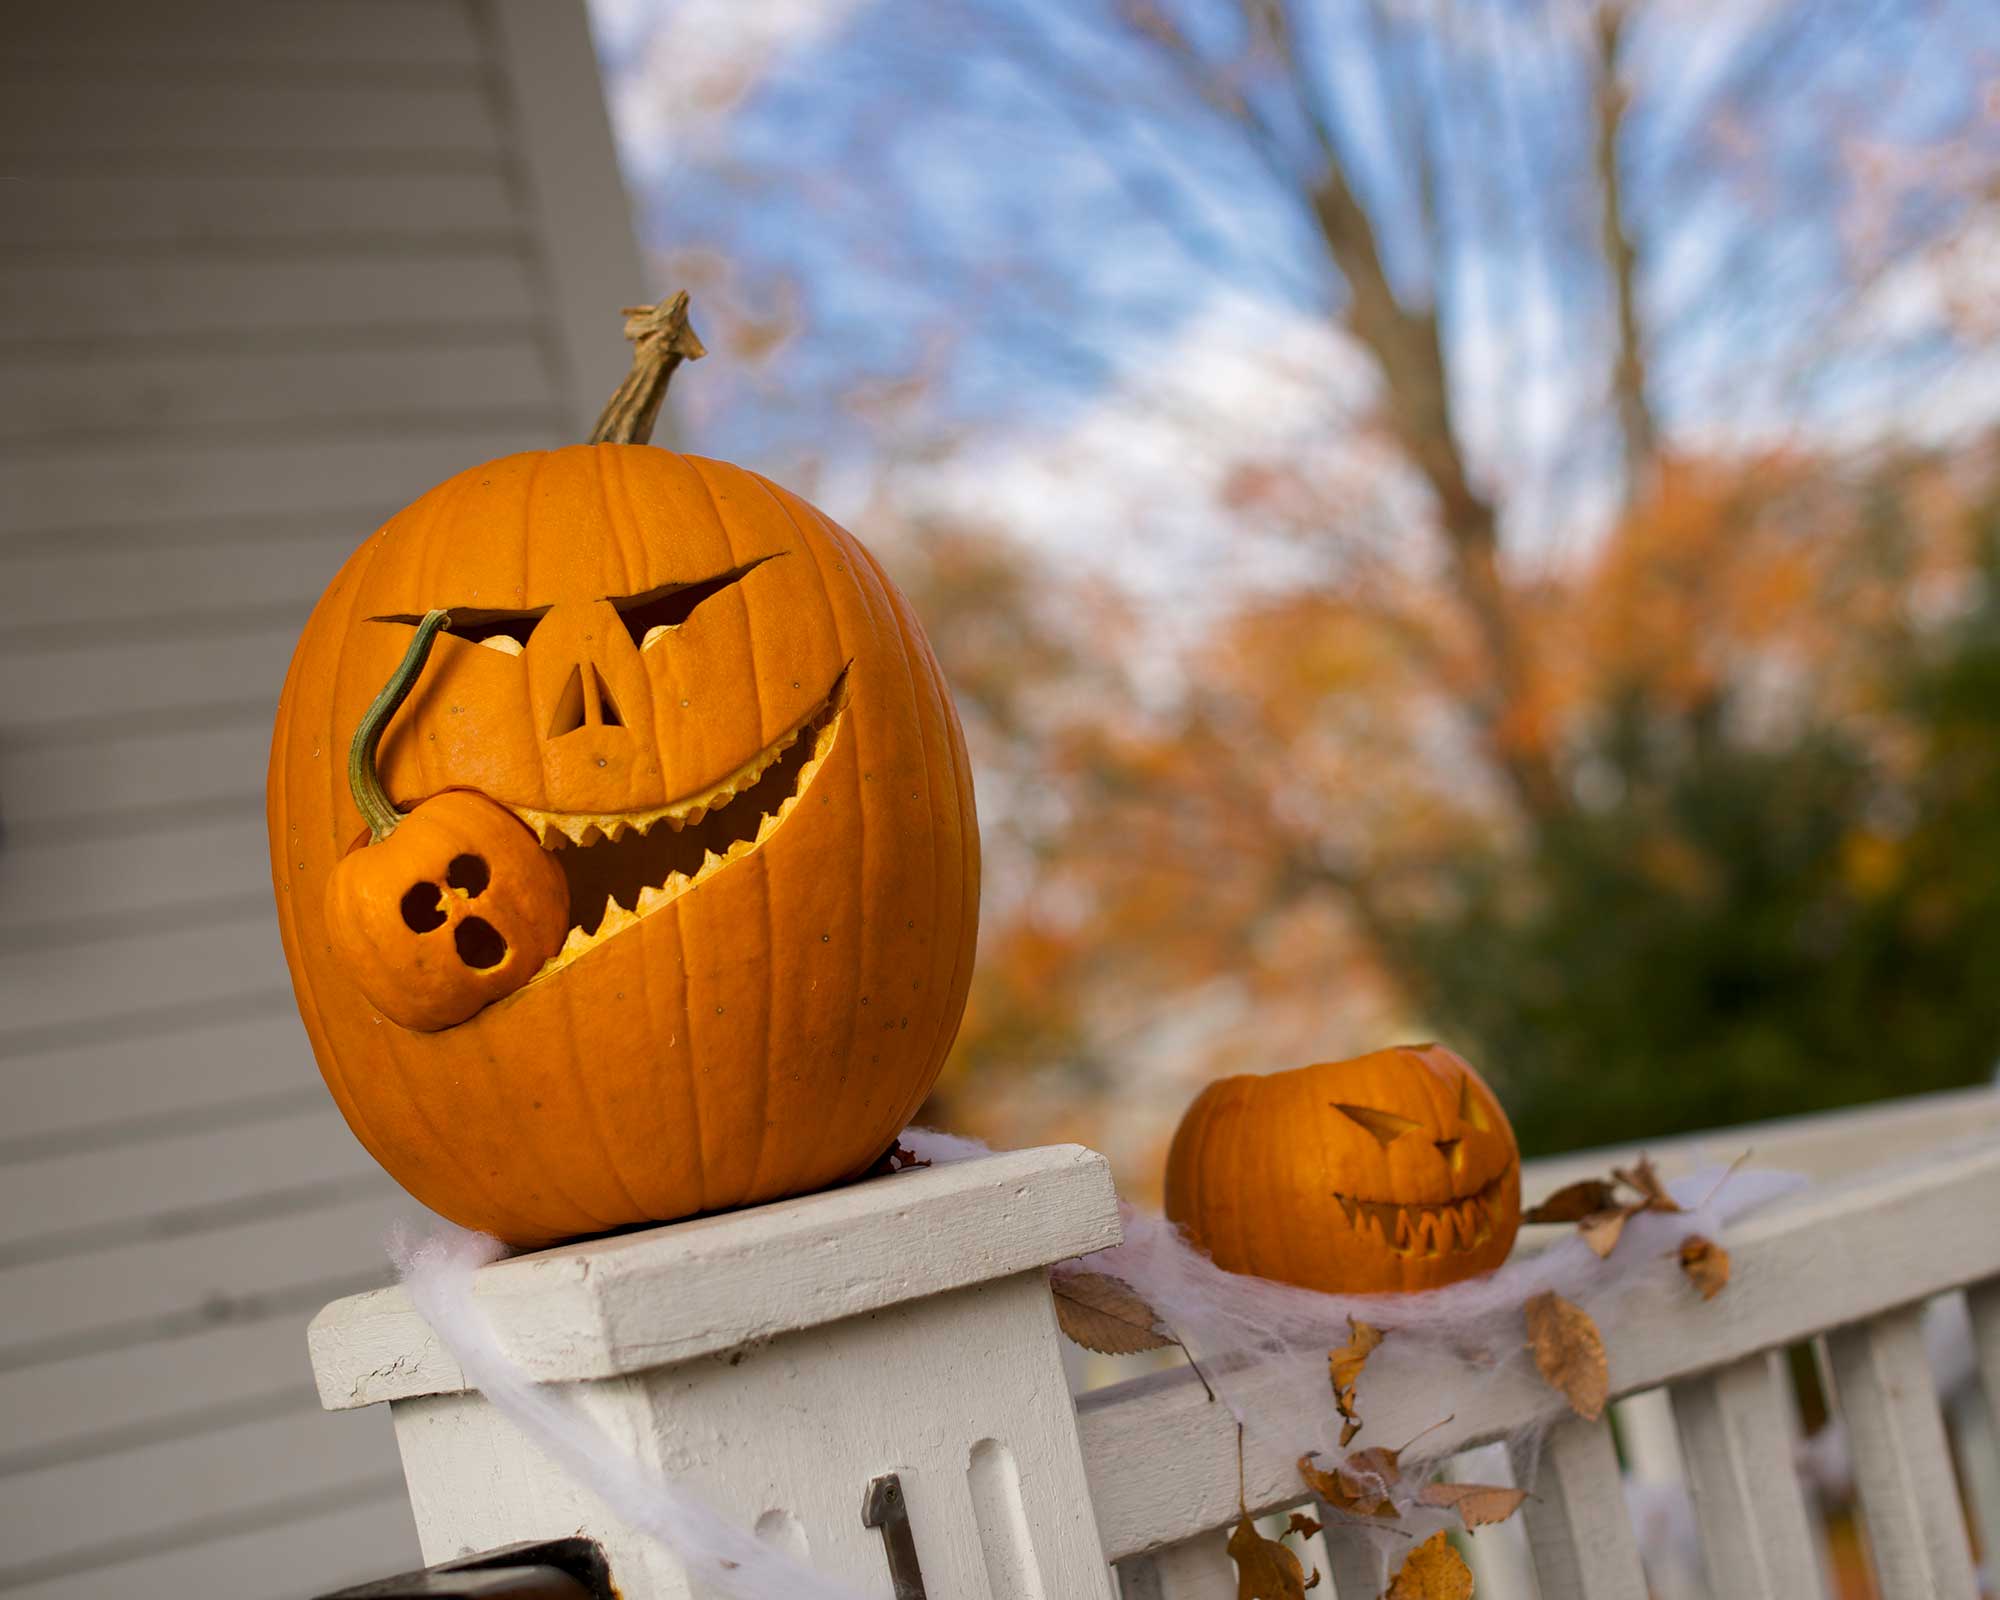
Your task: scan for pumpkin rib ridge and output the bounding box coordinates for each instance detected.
[552,937,644,1229]
[669,890,714,1212]
[686,455,779,1202]
[741,472,871,1174]
[818,516,939,1151]
[842,529,961,1128]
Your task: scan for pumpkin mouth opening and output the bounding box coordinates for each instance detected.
[1331,1170,1508,1258]
[514,670,849,982]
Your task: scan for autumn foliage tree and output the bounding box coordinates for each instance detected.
[619,0,2000,1182]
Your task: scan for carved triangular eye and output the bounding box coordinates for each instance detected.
[1458,1074,1492,1132]
[1332,1103,1422,1148]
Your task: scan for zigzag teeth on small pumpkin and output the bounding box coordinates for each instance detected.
[599,898,638,936]
[636,883,671,914]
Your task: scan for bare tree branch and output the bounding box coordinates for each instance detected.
[1589,2,1660,500]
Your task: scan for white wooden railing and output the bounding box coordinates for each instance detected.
[308,1087,2000,1600]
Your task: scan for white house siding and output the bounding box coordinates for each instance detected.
[0,4,643,1595]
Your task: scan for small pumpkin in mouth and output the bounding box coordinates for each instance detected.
[1163,1044,1521,1294]
[324,611,570,1031]
[267,297,979,1246]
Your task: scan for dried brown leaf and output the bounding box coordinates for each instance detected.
[1286,1510,1323,1541]
[1523,1178,1617,1224]
[1297,1449,1401,1520]
[1418,1480,1529,1529]
[1677,1235,1731,1300]
[1051,1271,1173,1356]
[1329,1317,1385,1445]
[1226,1514,1318,1599]
[1578,1207,1632,1259]
[1612,1154,1680,1213]
[1524,1290,1609,1421]
[1384,1531,1474,1599]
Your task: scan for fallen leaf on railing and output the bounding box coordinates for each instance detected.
[1526,1154,1681,1259]
[1523,1178,1617,1224]
[1050,1271,1174,1355]
[1226,1512,1321,1598]
[1298,1448,1401,1519]
[1525,1290,1609,1420]
[1677,1235,1730,1300]
[1613,1156,1680,1214]
[1328,1316,1385,1445]
[1385,1531,1473,1599]
[1418,1480,1528,1529]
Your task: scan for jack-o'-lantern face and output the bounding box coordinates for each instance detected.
[269,444,979,1247]
[1164,1045,1521,1294]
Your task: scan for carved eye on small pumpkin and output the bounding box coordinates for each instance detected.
[1331,1103,1423,1148]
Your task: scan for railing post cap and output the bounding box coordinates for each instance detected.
[309,1142,1122,1410]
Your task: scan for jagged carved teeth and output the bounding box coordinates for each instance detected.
[516,673,849,984]
[1331,1176,1505,1257]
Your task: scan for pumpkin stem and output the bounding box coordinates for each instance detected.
[588,292,707,446]
[349,609,451,842]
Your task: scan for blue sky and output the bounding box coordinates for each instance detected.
[587,0,1998,595]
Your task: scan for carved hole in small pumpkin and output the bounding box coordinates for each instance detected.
[454,917,508,969]
[400,884,447,933]
[446,854,490,896]
[596,674,624,728]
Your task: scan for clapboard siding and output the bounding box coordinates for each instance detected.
[4,171,520,248]
[0,534,353,634]
[0,1192,407,1362]
[0,815,275,934]
[0,1405,402,1575]
[1,1319,319,1465]
[0,3,643,1590]
[0,910,288,1038]
[0,623,304,730]
[0,340,556,443]
[10,1485,411,1600]
[6,427,553,537]
[0,1106,376,1256]
[0,80,500,159]
[1,2,480,68]
[2,252,536,343]
[0,716,272,827]
[3,1007,311,1150]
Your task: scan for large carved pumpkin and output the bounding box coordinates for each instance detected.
[268,299,979,1246]
[1164,1045,1520,1294]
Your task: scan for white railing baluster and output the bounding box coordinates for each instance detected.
[1971,1277,2000,1424]
[1826,1304,1980,1598]
[1114,1529,1234,1599]
[1611,1388,1704,1600]
[1310,1509,1385,1599]
[1671,1350,1825,1598]
[1506,1416,1647,1599]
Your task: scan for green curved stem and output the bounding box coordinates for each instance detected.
[349,609,451,841]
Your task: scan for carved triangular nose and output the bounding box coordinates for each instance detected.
[546,663,624,738]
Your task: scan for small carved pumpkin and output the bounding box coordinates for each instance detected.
[267,299,979,1246]
[1164,1044,1521,1294]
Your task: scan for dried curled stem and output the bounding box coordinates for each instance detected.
[588,292,707,446]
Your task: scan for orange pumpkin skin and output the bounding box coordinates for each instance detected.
[268,444,979,1246]
[325,791,569,1032]
[1163,1045,1520,1295]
